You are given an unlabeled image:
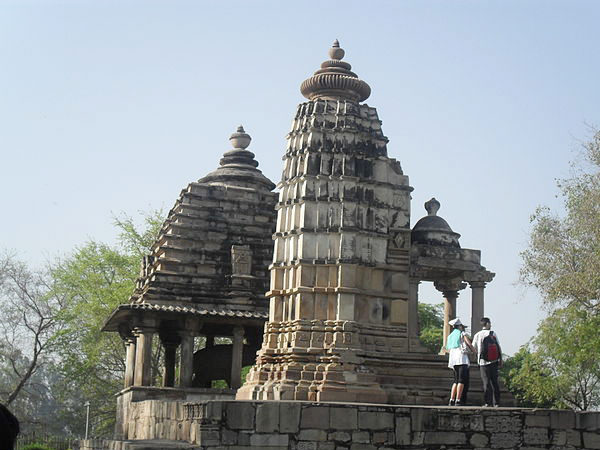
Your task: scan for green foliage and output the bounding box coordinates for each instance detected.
[520,128,600,311]
[417,302,444,353]
[513,128,600,411]
[23,444,54,450]
[48,210,164,435]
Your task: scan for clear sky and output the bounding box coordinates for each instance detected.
[1,0,599,355]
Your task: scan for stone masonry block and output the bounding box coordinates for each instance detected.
[395,416,411,446]
[550,410,576,429]
[525,413,550,428]
[256,402,280,433]
[358,411,394,430]
[301,406,330,429]
[349,444,376,450]
[250,433,289,447]
[576,412,600,430]
[329,431,351,442]
[567,429,582,446]
[317,443,335,450]
[470,433,489,447]
[298,429,327,441]
[352,431,370,443]
[583,432,600,449]
[524,427,549,445]
[410,408,437,431]
[490,431,520,448]
[371,431,392,445]
[296,443,318,450]
[423,431,467,445]
[280,402,301,433]
[221,428,238,445]
[226,402,255,430]
[330,407,358,430]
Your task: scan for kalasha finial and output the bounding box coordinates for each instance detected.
[300,41,371,102]
[328,39,345,60]
[425,198,441,216]
[229,125,251,150]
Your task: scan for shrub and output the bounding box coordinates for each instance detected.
[23,444,54,450]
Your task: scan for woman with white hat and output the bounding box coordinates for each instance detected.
[446,317,476,406]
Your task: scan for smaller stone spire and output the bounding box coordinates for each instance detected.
[300,40,371,102]
[425,198,441,216]
[197,126,275,191]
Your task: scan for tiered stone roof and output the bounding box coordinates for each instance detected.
[103,127,277,331]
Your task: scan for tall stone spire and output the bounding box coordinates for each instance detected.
[237,43,413,403]
[300,40,371,102]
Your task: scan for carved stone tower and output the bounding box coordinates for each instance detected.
[237,41,414,402]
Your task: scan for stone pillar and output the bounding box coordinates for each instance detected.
[124,337,136,388]
[470,281,486,335]
[408,279,420,339]
[160,335,181,388]
[179,332,194,388]
[133,329,153,386]
[441,290,458,355]
[230,326,245,390]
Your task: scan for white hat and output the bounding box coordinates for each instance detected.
[449,318,465,327]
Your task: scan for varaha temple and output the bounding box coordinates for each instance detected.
[85,42,600,450]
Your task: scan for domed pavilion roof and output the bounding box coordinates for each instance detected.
[412,198,461,248]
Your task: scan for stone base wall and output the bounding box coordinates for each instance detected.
[84,400,600,450]
[114,387,235,440]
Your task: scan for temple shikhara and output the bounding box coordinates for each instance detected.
[83,42,599,450]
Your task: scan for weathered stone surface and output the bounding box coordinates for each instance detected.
[301,406,330,429]
[583,431,600,449]
[256,402,279,433]
[524,427,550,445]
[249,433,289,446]
[298,429,327,441]
[329,431,351,442]
[470,433,489,447]
[352,431,370,443]
[394,416,411,446]
[280,402,301,433]
[330,407,358,430]
[526,413,551,428]
[424,431,467,445]
[226,402,255,429]
[490,431,520,448]
[358,411,394,430]
[551,410,576,429]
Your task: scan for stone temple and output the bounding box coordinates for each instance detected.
[85,42,600,450]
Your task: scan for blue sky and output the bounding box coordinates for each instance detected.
[1,0,599,354]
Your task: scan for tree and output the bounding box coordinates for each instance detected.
[513,128,600,410]
[417,302,444,353]
[48,210,163,436]
[520,128,600,312]
[0,253,66,414]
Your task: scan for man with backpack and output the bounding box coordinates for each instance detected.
[473,317,502,407]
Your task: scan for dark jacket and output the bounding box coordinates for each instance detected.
[0,403,20,450]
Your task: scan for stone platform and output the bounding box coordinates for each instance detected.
[81,400,600,450]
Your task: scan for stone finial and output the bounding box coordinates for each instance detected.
[300,41,371,102]
[328,39,345,60]
[229,125,251,150]
[425,198,441,216]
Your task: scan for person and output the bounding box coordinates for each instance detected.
[472,317,503,407]
[0,402,20,450]
[446,317,475,406]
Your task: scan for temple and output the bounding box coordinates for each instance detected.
[235,40,494,404]
[84,42,572,450]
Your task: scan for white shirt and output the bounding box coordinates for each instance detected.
[447,331,471,368]
[472,329,501,366]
